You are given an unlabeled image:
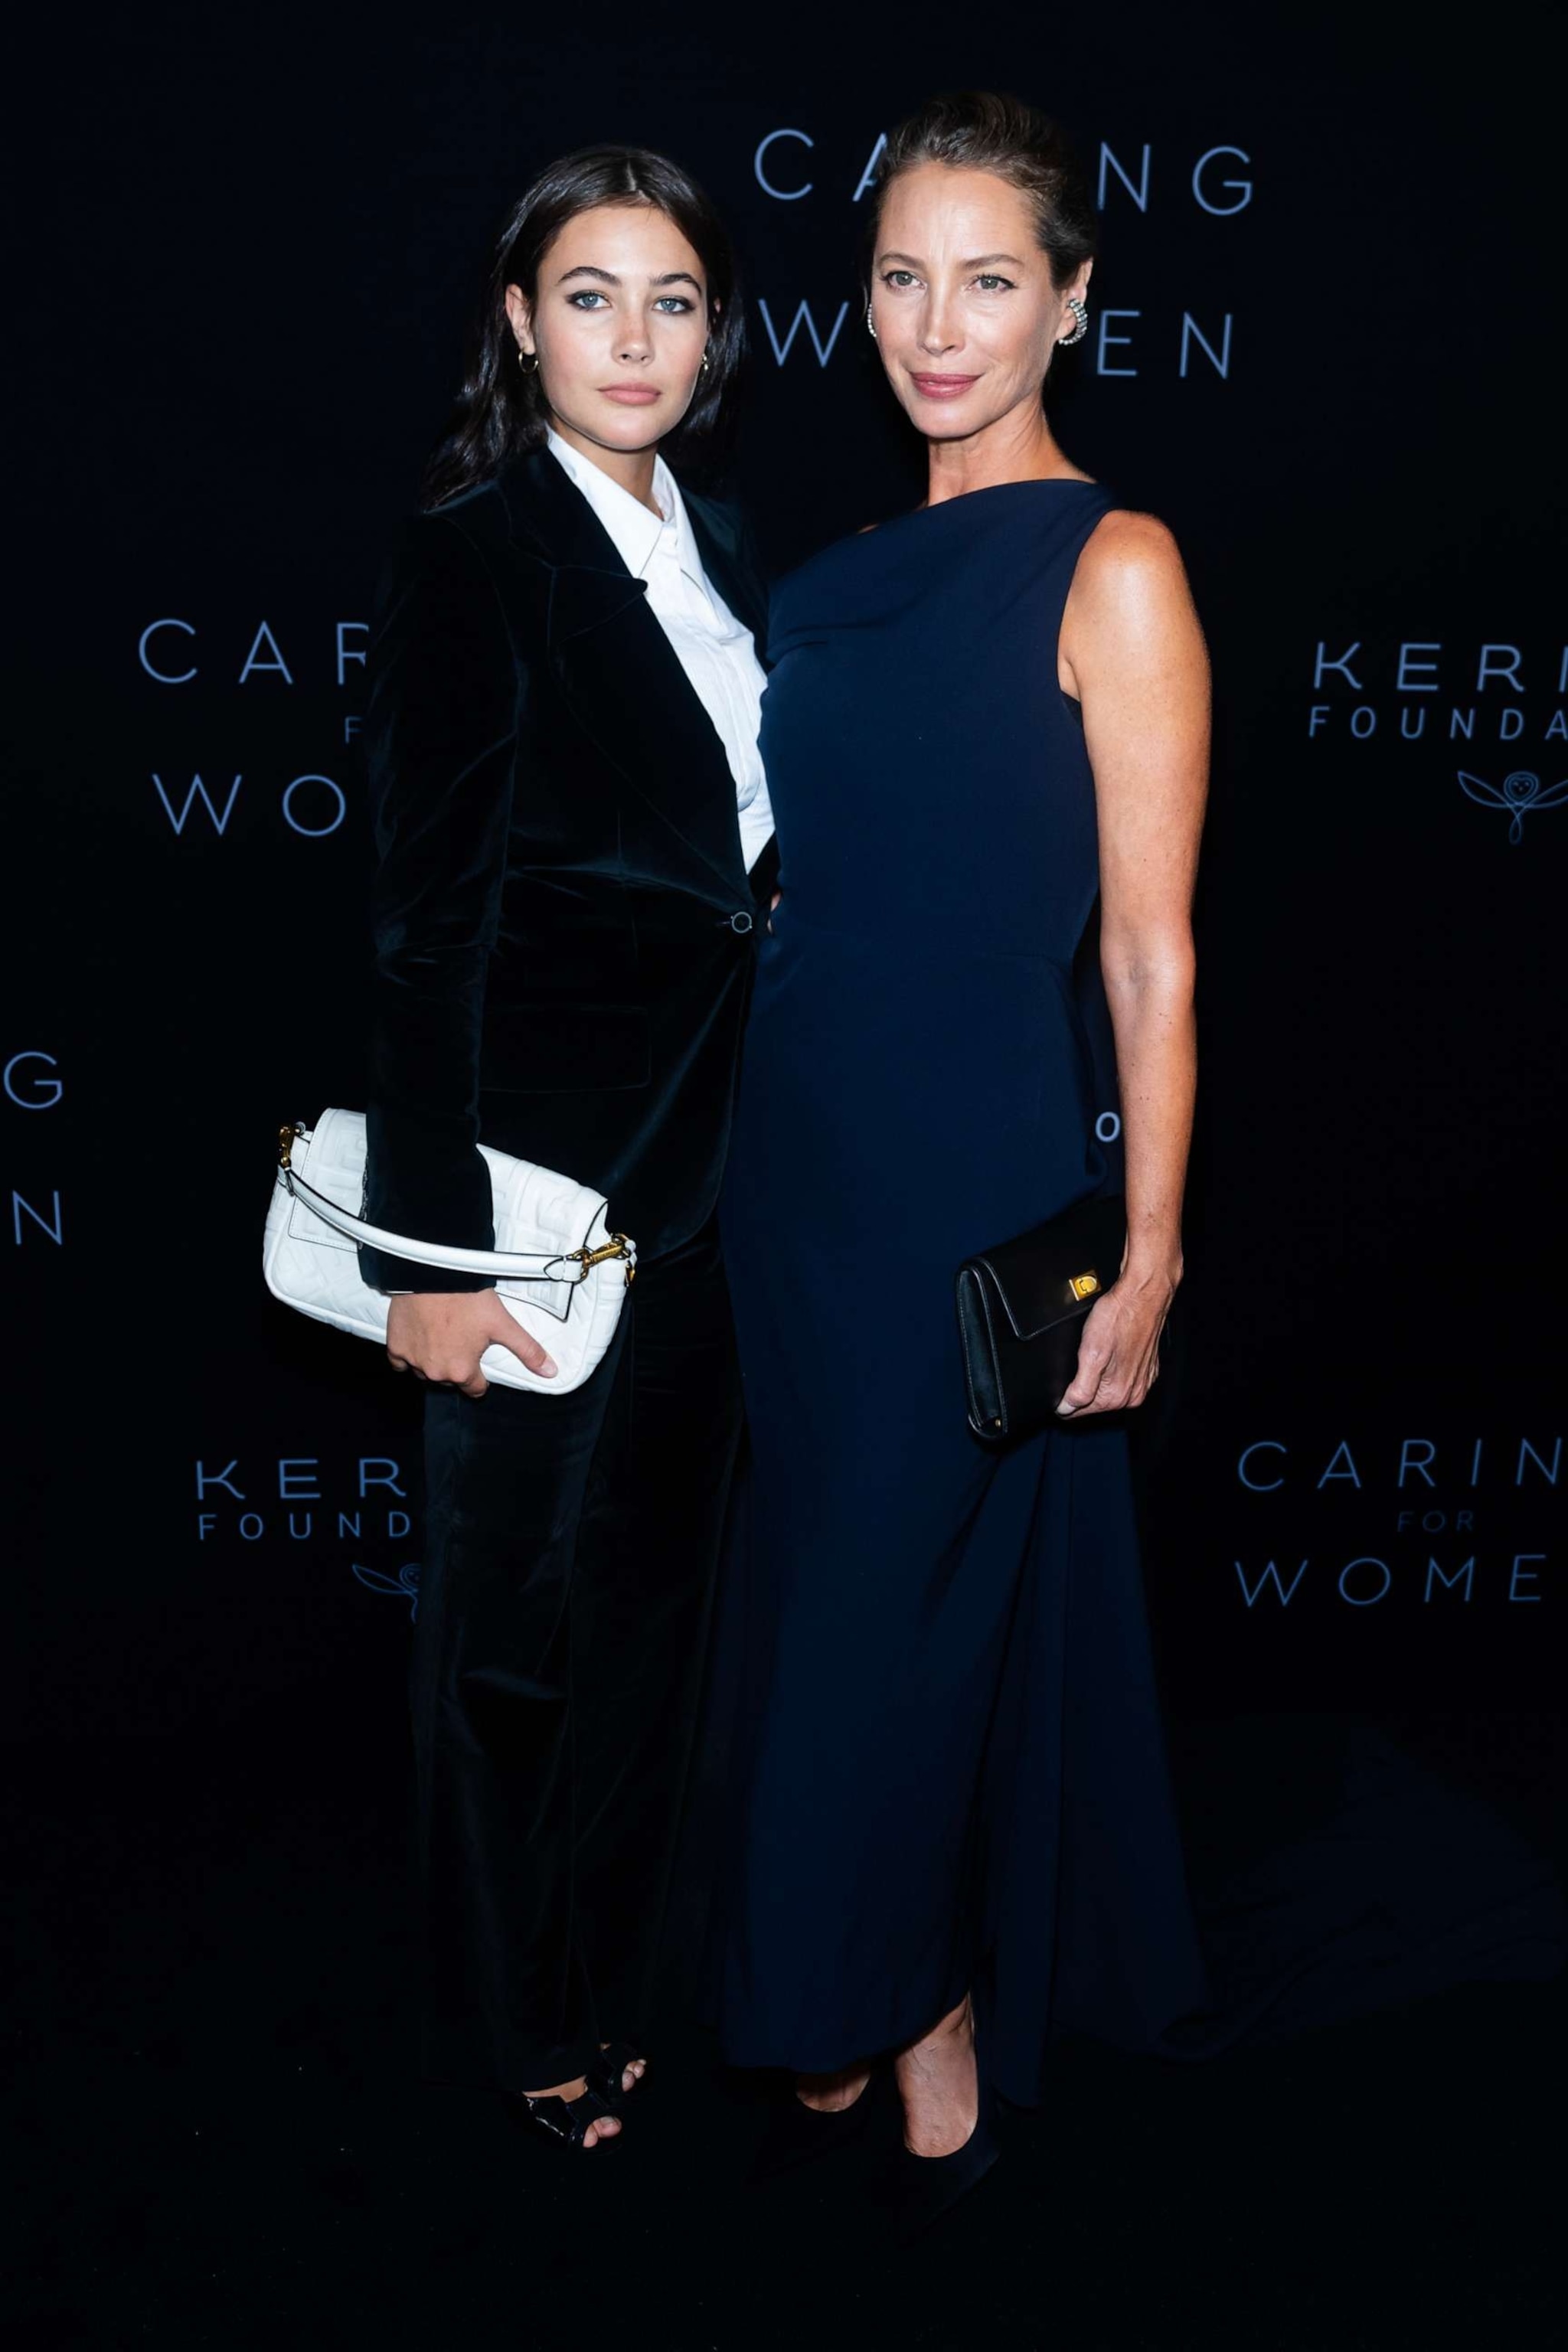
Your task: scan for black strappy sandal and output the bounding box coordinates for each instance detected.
[585,2041,647,2112]
[516,2082,620,2150]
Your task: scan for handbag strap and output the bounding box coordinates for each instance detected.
[279,1165,602,1283]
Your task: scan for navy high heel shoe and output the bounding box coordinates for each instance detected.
[752,2061,883,2184]
[887,2010,998,2238]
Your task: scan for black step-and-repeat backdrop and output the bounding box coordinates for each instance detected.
[9,8,1564,1740]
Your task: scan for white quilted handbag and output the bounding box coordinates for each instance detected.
[261,1109,636,1394]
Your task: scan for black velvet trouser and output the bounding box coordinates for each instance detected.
[411,1217,743,2092]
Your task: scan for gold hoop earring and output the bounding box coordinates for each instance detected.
[516,346,539,374]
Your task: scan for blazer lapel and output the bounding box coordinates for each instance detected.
[684,489,769,654]
[498,449,750,905]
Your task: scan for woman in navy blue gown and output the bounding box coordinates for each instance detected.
[716,93,1213,2206]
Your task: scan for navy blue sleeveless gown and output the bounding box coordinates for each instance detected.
[715,482,1209,2108]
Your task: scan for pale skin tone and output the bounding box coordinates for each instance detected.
[796,164,1209,2158]
[385,201,714,2141]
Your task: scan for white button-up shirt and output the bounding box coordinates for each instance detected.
[547,429,775,874]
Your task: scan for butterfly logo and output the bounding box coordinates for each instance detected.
[351,1561,421,1620]
[1457,769,1568,844]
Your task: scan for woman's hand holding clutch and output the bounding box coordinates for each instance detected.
[386,1292,558,1397]
[1054,1261,1178,1419]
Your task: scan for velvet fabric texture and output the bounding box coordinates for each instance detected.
[415,1219,742,2092]
[358,449,769,2092]
[359,446,776,1292]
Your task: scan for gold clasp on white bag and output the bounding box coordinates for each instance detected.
[567,1233,637,1286]
[278,1122,304,1171]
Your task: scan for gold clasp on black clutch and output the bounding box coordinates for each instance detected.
[955,1194,1129,1441]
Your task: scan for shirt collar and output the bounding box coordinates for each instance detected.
[546,428,702,590]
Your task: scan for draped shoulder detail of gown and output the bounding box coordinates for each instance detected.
[714,482,1210,2103]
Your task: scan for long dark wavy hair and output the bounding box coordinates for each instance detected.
[422,145,745,511]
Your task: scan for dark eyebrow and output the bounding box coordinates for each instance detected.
[554,263,704,291]
[876,250,1027,271]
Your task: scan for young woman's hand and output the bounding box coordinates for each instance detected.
[385,1292,557,1397]
[1054,1266,1177,1418]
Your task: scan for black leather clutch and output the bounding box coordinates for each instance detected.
[955,1193,1128,1441]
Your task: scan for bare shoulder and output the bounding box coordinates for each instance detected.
[1062,507,1207,701]
[1073,508,1190,606]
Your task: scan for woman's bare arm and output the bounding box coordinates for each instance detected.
[1054,511,1210,1414]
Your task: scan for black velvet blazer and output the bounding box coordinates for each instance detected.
[358,445,776,1291]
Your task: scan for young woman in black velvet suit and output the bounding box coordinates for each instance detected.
[359,149,775,2149]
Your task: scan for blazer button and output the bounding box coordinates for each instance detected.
[727,910,755,934]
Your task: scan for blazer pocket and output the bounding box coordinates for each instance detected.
[479,1001,651,1093]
